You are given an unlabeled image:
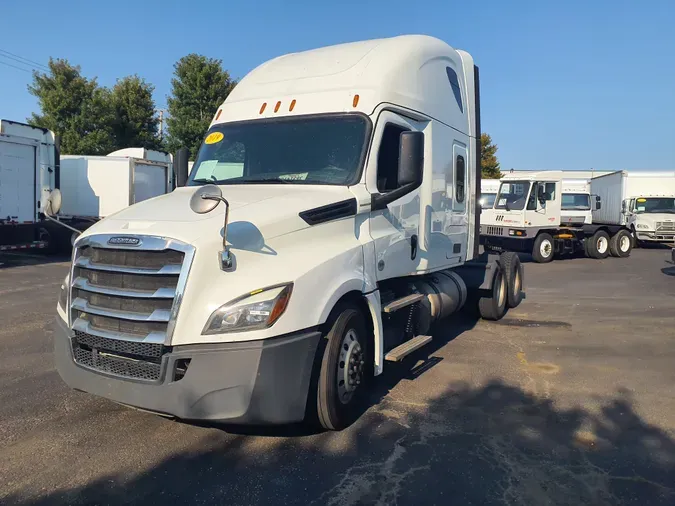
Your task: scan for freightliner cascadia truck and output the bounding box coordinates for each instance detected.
[55,35,524,430]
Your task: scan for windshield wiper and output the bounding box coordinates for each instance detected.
[234,177,291,184]
[192,177,219,185]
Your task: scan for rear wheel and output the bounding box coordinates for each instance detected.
[499,251,524,308]
[609,229,632,258]
[587,230,610,259]
[478,266,507,320]
[315,305,370,431]
[532,233,554,263]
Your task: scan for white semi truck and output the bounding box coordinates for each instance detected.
[561,178,592,226]
[54,35,525,430]
[481,171,634,262]
[0,120,63,252]
[480,179,500,209]
[591,170,675,246]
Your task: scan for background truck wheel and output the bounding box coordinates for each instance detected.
[609,229,632,258]
[587,230,610,259]
[478,266,507,320]
[499,251,524,308]
[532,233,554,263]
[315,304,370,431]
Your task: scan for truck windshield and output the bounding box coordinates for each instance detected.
[495,181,530,210]
[562,193,591,210]
[634,197,675,214]
[189,114,369,186]
[480,193,496,209]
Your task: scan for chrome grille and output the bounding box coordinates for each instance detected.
[656,222,675,232]
[68,235,194,379]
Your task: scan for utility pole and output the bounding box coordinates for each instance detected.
[157,109,165,142]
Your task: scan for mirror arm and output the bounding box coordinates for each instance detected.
[371,182,420,211]
[202,195,233,270]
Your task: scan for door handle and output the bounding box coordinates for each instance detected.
[410,234,418,260]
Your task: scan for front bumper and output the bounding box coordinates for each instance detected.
[636,230,675,243]
[54,317,321,424]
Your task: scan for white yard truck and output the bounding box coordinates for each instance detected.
[480,179,500,209]
[0,120,64,252]
[481,171,633,262]
[591,170,675,246]
[54,35,525,430]
[59,148,174,235]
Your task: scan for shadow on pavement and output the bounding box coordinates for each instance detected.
[5,376,674,505]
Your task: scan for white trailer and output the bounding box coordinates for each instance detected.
[60,148,173,223]
[0,120,61,252]
[54,35,525,431]
[591,170,675,245]
[481,171,633,262]
[480,179,500,208]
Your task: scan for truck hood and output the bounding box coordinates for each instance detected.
[81,184,357,245]
[634,214,675,228]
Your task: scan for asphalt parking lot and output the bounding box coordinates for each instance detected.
[1,248,674,506]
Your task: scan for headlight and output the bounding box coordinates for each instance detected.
[636,224,649,230]
[58,273,70,312]
[202,284,293,335]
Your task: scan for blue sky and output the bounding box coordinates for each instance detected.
[1,0,674,170]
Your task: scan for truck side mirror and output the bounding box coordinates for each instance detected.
[595,195,602,210]
[398,131,424,187]
[621,200,626,213]
[174,148,190,188]
[537,184,546,203]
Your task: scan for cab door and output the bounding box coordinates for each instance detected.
[367,111,424,281]
[526,181,561,227]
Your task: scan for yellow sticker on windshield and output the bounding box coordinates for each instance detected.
[205,132,224,144]
[637,198,647,202]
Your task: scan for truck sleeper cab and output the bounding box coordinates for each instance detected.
[481,171,633,263]
[54,35,524,431]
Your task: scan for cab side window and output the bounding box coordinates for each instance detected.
[527,182,538,210]
[377,124,408,192]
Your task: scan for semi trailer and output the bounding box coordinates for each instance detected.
[0,120,64,252]
[481,171,634,262]
[54,35,524,430]
[591,170,675,246]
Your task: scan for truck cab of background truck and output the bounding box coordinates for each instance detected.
[561,178,592,226]
[54,35,522,431]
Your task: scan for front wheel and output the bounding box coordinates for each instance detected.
[315,305,370,431]
[532,233,554,263]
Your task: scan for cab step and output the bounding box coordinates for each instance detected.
[382,293,424,313]
[385,335,432,362]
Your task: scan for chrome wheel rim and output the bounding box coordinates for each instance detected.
[337,329,363,404]
[540,240,552,258]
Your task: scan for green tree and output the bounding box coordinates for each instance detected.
[110,76,161,150]
[28,58,114,155]
[480,133,501,179]
[166,54,236,159]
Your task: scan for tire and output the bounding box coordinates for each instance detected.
[532,233,554,263]
[499,251,524,308]
[609,229,632,258]
[478,266,507,320]
[587,230,610,259]
[315,305,370,431]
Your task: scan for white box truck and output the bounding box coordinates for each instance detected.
[480,179,500,209]
[0,119,64,252]
[481,171,634,262]
[591,170,675,246]
[59,148,173,231]
[54,35,525,431]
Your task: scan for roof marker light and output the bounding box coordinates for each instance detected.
[289,99,296,112]
[353,94,360,108]
[274,101,281,113]
[215,109,222,120]
[259,103,267,114]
